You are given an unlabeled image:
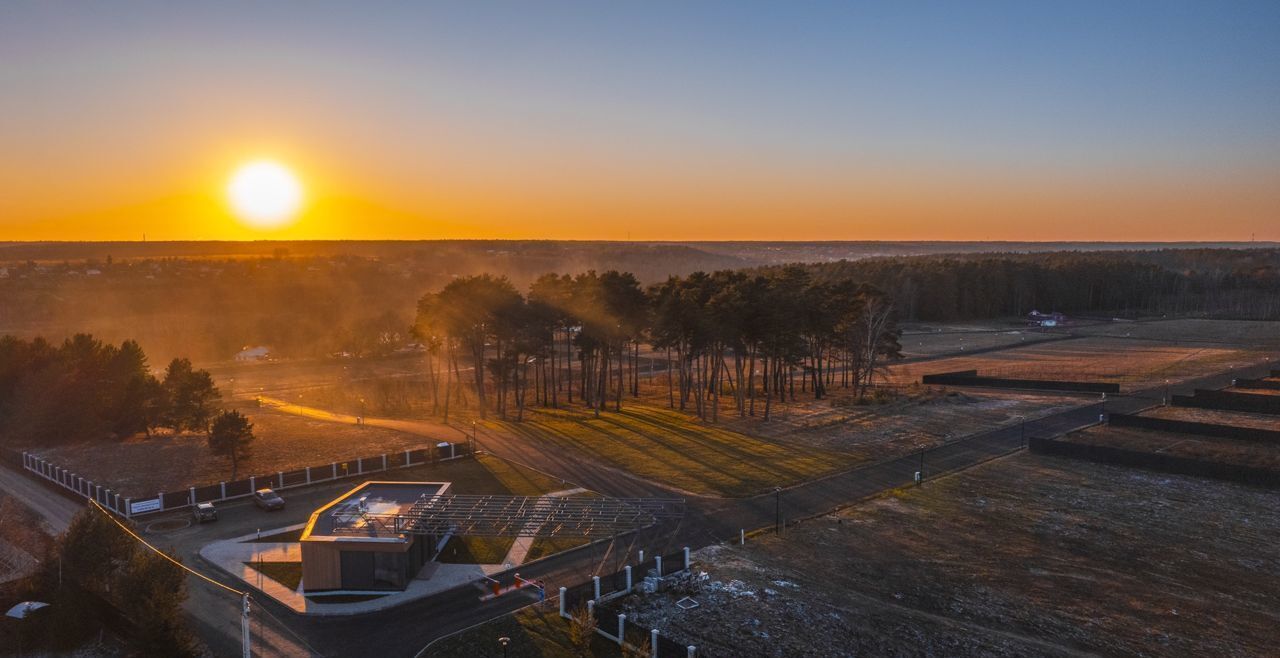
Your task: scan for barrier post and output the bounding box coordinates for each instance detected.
[357,458,362,474]
[331,462,337,479]
[124,498,132,519]
[278,471,284,488]
[593,576,600,601]
[655,555,663,577]
[249,476,255,492]
[382,454,387,471]
[189,487,196,505]
[688,646,697,657]
[741,529,745,545]
[451,443,457,459]
[684,546,690,570]
[220,482,226,499]
[624,565,632,591]
[306,467,311,484]
[617,614,626,645]
[559,586,567,617]
[404,449,412,466]
[158,492,164,512]
[651,630,659,658]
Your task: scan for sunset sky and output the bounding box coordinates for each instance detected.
[1,1,1277,242]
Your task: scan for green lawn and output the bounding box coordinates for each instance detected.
[438,535,516,564]
[397,454,571,497]
[490,404,850,497]
[424,604,623,658]
[245,561,303,591]
[524,537,589,563]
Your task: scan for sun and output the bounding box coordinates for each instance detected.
[226,160,304,229]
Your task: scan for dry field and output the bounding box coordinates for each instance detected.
[619,453,1280,657]
[1069,318,1280,347]
[898,325,1063,358]
[887,336,1271,390]
[27,400,455,496]
[1144,405,1280,431]
[1061,425,1280,469]
[722,388,1079,454]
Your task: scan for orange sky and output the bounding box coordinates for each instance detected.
[2,3,1277,242]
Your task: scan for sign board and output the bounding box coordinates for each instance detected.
[130,498,161,514]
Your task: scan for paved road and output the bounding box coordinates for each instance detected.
[0,462,81,534]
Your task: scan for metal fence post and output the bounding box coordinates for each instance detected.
[404,449,412,466]
[249,476,255,492]
[305,467,311,484]
[220,482,226,499]
[650,630,659,658]
[124,498,132,518]
[617,614,626,645]
[655,555,663,577]
[189,486,196,505]
[683,546,690,570]
[278,471,284,488]
[624,565,632,591]
[559,586,567,617]
[382,454,387,471]
[451,443,456,459]
[593,576,600,601]
[331,462,337,479]
[357,457,362,474]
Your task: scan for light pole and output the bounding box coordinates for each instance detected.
[498,636,511,658]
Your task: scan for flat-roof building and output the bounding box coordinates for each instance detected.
[300,481,450,592]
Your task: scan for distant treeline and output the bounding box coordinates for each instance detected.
[0,335,220,445]
[798,248,1280,322]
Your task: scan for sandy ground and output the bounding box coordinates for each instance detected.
[1061,425,1280,469]
[887,336,1271,390]
[617,452,1280,657]
[1143,405,1280,431]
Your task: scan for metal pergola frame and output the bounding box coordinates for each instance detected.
[330,493,684,539]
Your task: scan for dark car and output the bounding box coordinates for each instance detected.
[192,502,217,523]
[252,488,285,511]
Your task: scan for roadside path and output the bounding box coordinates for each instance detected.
[0,463,80,534]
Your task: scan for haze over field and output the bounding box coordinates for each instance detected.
[2,1,1278,242]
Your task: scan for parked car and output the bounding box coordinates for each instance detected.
[193,502,218,523]
[253,488,285,511]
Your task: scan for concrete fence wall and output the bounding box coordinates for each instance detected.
[22,440,473,519]
[921,370,1120,394]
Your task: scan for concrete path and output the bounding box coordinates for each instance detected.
[500,487,587,567]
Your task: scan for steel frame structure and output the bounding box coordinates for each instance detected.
[330,493,684,539]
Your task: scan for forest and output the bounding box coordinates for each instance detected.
[414,267,903,422]
[803,249,1280,322]
[0,335,220,445]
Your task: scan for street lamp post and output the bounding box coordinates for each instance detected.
[498,636,511,658]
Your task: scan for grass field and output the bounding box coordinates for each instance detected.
[244,561,302,591]
[621,453,1280,657]
[438,535,515,564]
[424,604,623,658]
[487,404,848,497]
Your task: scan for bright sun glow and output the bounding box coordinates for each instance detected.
[227,160,303,229]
